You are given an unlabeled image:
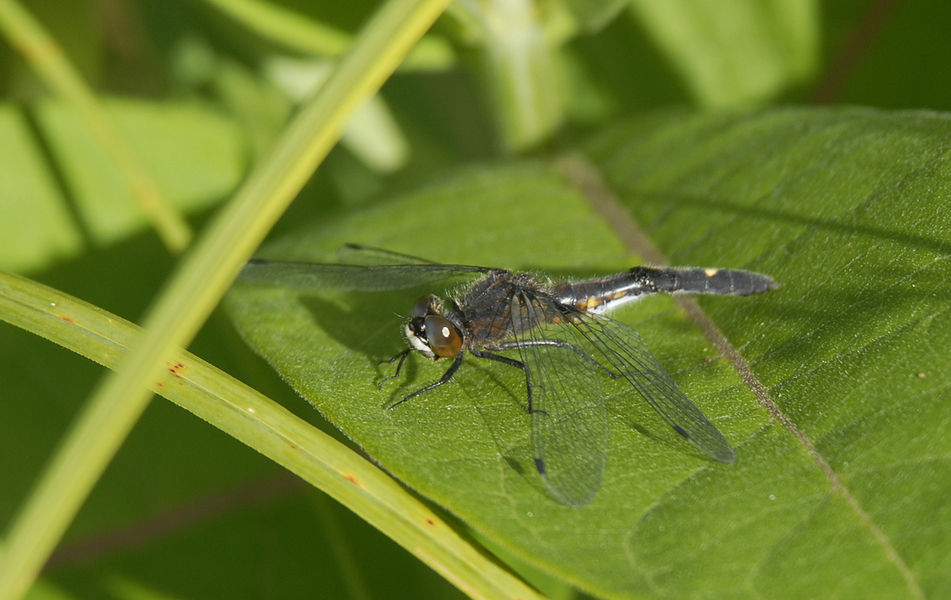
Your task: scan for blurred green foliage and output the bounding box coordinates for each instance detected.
[2,1,950,599]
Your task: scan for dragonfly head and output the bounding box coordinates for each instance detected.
[404,294,463,360]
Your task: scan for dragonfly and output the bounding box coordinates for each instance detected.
[240,244,777,507]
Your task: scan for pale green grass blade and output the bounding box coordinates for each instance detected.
[203,0,455,70]
[0,270,541,600]
[0,1,450,598]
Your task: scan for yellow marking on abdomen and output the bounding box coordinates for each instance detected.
[580,295,603,310]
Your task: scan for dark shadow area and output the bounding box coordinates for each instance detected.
[299,292,412,361]
[297,291,421,409]
[34,223,175,323]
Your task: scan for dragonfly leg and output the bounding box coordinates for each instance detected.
[388,352,464,409]
[492,339,623,379]
[377,349,411,388]
[470,349,548,416]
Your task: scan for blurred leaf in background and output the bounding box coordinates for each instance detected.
[626,0,820,107]
[3,0,951,599]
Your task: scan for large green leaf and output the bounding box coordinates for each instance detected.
[227,107,950,598]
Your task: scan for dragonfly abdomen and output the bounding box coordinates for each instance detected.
[552,276,653,313]
[630,266,777,297]
[553,266,777,314]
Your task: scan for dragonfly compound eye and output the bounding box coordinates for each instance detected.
[411,295,439,318]
[424,315,462,358]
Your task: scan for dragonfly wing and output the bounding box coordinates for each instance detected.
[569,314,736,463]
[336,244,439,265]
[239,260,489,292]
[509,294,609,507]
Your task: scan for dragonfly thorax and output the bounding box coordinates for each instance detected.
[404,294,464,360]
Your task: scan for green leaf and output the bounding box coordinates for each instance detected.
[32,97,246,247]
[627,0,820,106]
[584,106,950,597]
[228,107,951,598]
[0,95,242,273]
[0,106,82,272]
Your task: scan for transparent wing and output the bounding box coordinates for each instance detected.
[239,256,491,292]
[569,313,736,463]
[336,243,440,266]
[509,294,609,508]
